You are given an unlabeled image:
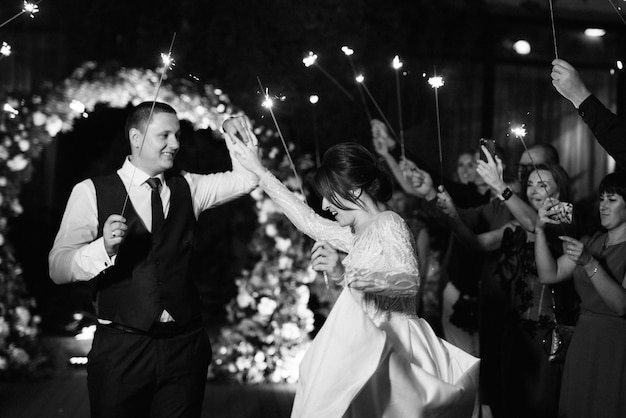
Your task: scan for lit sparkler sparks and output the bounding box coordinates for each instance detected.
[302,51,354,101]
[392,55,403,70]
[428,76,445,89]
[341,46,371,121]
[355,73,396,138]
[23,1,39,17]
[429,69,445,185]
[257,77,307,202]
[392,55,406,159]
[309,95,321,167]
[303,51,318,67]
[0,1,41,30]
[121,32,177,216]
[507,120,566,230]
[508,121,539,174]
[0,42,11,58]
[510,125,527,139]
[160,52,175,70]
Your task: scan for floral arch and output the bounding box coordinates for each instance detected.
[0,61,334,382]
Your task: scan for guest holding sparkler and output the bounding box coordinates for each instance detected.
[372,123,491,353]
[225,117,479,417]
[551,59,626,167]
[535,172,626,418]
[48,102,258,418]
[401,144,570,416]
[371,119,490,210]
[438,161,580,418]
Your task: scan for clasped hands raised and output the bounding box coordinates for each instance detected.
[222,115,266,178]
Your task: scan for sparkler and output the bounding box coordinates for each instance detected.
[509,122,569,233]
[392,55,406,160]
[607,0,626,26]
[341,46,372,121]
[355,73,397,139]
[509,122,544,178]
[548,0,559,59]
[257,77,307,202]
[121,32,177,216]
[0,42,11,60]
[309,94,321,167]
[509,123,548,189]
[428,70,445,185]
[303,51,354,101]
[0,1,41,30]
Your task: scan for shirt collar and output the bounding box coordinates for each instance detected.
[118,156,165,188]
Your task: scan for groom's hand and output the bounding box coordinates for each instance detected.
[222,115,255,145]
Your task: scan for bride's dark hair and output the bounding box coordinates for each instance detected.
[312,142,392,210]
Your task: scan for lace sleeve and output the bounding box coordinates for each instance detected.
[259,171,353,252]
[345,212,419,297]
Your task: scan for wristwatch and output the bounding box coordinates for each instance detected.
[497,186,514,201]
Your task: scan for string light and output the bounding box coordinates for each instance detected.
[607,0,626,26]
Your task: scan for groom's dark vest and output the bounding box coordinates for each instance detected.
[91,174,201,331]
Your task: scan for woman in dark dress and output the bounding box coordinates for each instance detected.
[535,172,626,418]
[438,163,579,418]
[493,164,579,418]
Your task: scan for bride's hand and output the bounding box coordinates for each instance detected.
[224,118,266,177]
[311,241,344,281]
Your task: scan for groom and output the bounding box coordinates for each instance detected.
[49,102,256,418]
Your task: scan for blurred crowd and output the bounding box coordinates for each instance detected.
[372,59,626,418]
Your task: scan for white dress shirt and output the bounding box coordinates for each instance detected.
[49,156,257,320]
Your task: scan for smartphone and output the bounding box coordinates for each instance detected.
[479,138,496,162]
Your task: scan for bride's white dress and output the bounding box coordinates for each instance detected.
[259,172,479,418]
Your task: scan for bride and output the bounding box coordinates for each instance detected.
[223,117,479,417]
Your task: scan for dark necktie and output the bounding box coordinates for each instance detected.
[146,177,164,233]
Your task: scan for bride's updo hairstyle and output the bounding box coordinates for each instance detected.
[312,142,392,210]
